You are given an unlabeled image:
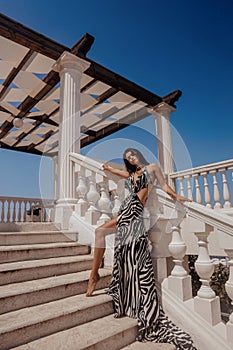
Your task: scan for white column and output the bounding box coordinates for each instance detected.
[53,52,90,228]
[152,103,175,186]
[53,155,59,201]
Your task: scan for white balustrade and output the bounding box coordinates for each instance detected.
[210,170,221,209]
[76,166,88,216]
[194,174,202,204]
[225,249,233,343]
[97,179,112,224]
[85,171,101,224]
[178,176,184,197]
[0,196,54,223]
[194,227,221,325]
[168,225,188,277]
[169,159,233,209]
[184,174,193,200]
[221,169,231,208]
[195,231,215,299]
[167,224,192,301]
[111,189,122,217]
[201,172,211,208]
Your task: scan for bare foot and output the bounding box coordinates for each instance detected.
[86,273,100,297]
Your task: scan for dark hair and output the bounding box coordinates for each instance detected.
[123,148,149,173]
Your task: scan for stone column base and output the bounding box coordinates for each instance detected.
[168,275,192,301]
[194,295,221,325]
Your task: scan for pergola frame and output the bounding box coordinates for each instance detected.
[0,13,181,157]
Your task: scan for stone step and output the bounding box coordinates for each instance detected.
[13,314,138,350]
[122,341,176,349]
[0,222,61,232]
[0,241,90,263]
[0,290,113,350]
[0,268,111,314]
[0,230,78,245]
[0,255,94,285]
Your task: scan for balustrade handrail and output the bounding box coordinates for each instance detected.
[70,152,105,176]
[156,188,233,236]
[169,158,233,178]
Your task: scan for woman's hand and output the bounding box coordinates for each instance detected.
[102,163,110,171]
[172,193,192,203]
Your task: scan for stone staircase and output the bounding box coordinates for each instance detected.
[0,223,175,350]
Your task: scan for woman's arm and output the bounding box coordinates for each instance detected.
[152,164,191,202]
[102,164,130,179]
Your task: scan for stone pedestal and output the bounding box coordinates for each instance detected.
[168,275,192,301]
[194,295,221,325]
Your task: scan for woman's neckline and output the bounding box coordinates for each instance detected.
[133,166,147,186]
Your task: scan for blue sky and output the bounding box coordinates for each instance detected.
[0,0,232,198]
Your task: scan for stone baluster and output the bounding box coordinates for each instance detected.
[184,175,193,200]
[0,200,4,222]
[194,174,202,204]
[17,201,21,222]
[85,171,100,224]
[12,200,16,222]
[201,172,211,208]
[194,227,221,325]
[111,189,121,217]
[76,167,88,216]
[97,179,111,225]
[225,249,233,343]
[210,170,221,209]
[229,166,233,182]
[168,225,192,301]
[6,200,11,223]
[220,168,231,208]
[178,177,184,197]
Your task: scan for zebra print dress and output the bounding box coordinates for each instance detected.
[106,168,197,350]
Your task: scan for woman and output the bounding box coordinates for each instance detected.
[86,148,196,350]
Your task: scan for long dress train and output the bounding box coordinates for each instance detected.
[106,168,197,350]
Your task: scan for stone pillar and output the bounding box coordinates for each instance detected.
[152,102,175,186]
[53,155,59,201]
[53,52,90,228]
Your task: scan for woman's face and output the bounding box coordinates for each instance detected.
[125,150,139,166]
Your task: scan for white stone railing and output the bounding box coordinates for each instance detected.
[169,159,233,209]
[69,152,233,347]
[157,189,233,345]
[70,152,125,226]
[0,196,54,223]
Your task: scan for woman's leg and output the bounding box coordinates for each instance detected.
[86,216,117,296]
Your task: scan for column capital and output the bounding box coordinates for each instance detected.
[151,102,175,117]
[53,51,90,75]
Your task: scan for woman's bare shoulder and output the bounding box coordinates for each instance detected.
[147,163,160,172]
